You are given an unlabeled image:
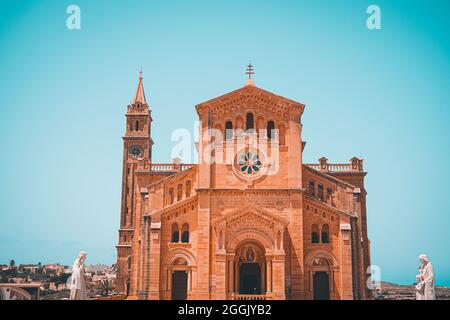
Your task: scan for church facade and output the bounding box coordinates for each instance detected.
[116,71,371,300]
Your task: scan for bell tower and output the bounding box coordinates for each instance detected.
[116,71,153,294]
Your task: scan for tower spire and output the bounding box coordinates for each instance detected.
[133,69,147,105]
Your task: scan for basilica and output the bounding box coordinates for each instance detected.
[115,68,371,300]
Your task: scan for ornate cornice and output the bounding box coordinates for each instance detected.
[195,85,305,115]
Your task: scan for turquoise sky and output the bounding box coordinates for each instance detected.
[0,0,449,286]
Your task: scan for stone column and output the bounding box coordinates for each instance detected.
[228,256,235,294]
[140,216,151,299]
[288,195,305,300]
[167,269,172,293]
[214,254,227,300]
[266,257,272,294]
[340,223,354,300]
[235,260,240,296]
[261,259,266,293]
[271,255,286,300]
[196,192,211,299]
[148,220,162,300]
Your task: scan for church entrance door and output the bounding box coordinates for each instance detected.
[313,272,330,300]
[171,271,188,300]
[239,263,261,294]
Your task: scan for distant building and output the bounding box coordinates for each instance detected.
[21,265,40,274]
[43,264,67,276]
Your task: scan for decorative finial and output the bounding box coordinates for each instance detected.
[246,63,254,79]
[245,63,255,86]
[139,67,143,80]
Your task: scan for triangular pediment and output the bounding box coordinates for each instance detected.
[195,85,305,114]
[214,205,289,228]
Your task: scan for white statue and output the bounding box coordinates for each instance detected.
[69,251,87,300]
[415,272,424,300]
[415,254,436,300]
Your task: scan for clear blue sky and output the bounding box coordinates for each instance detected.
[0,0,449,286]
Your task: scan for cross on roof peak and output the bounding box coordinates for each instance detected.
[245,63,256,86]
[246,63,254,79]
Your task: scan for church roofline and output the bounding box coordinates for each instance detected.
[304,195,357,218]
[196,188,305,193]
[303,164,358,189]
[137,165,197,188]
[195,84,305,114]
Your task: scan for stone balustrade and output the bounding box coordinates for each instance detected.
[137,161,195,173]
[236,294,267,300]
[305,157,364,173]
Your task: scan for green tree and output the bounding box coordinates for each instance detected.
[100,279,113,297]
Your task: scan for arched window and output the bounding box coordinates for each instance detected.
[327,187,333,203]
[135,121,139,131]
[309,180,315,196]
[177,184,183,202]
[318,184,324,201]
[267,121,275,139]
[171,224,180,243]
[246,113,254,132]
[127,256,132,270]
[225,121,233,140]
[185,180,192,198]
[321,224,330,244]
[311,224,320,244]
[169,188,174,205]
[181,224,190,243]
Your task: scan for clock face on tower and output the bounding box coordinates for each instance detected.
[128,145,144,160]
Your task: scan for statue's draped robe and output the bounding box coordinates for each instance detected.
[415,275,424,300]
[416,263,435,300]
[69,258,87,300]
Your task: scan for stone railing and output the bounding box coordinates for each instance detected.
[236,294,267,300]
[327,164,352,172]
[151,163,195,172]
[305,157,364,173]
[305,164,320,170]
[137,161,196,173]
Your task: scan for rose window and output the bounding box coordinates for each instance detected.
[237,151,263,176]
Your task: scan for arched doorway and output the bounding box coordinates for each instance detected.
[313,272,330,300]
[172,271,188,300]
[312,257,331,300]
[169,256,192,300]
[305,251,336,300]
[235,241,266,295]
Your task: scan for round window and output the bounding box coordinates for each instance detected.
[233,149,267,182]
